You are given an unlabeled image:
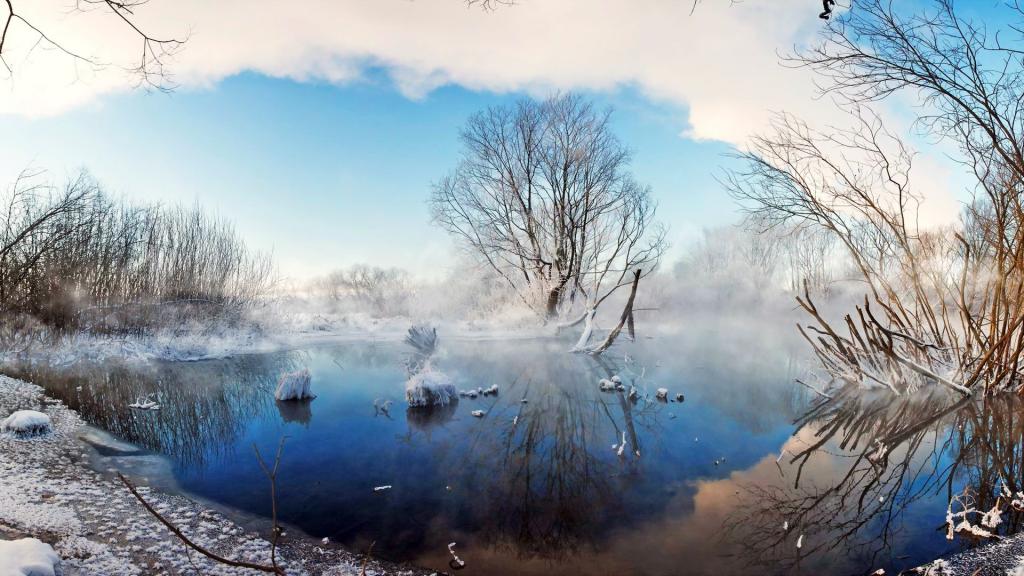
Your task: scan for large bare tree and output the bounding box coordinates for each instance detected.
[430,94,666,324]
[728,0,1024,395]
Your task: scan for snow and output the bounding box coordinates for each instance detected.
[655,388,669,400]
[0,538,62,576]
[447,542,465,569]
[1,410,52,436]
[981,504,1003,529]
[405,365,457,407]
[0,302,550,368]
[274,368,315,401]
[128,395,161,411]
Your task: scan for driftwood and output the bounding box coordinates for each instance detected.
[589,269,641,355]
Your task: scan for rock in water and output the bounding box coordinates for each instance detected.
[274,369,315,401]
[655,388,669,401]
[1,410,51,436]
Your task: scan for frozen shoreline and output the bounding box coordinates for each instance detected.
[0,312,563,367]
[0,375,433,576]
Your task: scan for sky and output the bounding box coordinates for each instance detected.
[0,0,1001,279]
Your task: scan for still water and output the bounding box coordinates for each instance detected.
[8,331,1018,575]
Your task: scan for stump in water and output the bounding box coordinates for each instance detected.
[274,369,315,401]
[404,324,457,408]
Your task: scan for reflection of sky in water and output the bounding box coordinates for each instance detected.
[13,332,1013,576]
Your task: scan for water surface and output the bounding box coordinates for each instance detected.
[8,332,1018,575]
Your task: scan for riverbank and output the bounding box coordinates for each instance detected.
[0,375,435,576]
[912,539,1024,576]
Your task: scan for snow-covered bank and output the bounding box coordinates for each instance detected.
[910,535,1024,576]
[0,310,557,367]
[0,375,431,576]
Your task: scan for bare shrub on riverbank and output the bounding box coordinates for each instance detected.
[728,0,1024,396]
[0,170,274,342]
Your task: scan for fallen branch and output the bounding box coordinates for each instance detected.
[588,269,641,355]
[117,472,284,574]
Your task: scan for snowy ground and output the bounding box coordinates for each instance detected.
[0,309,556,367]
[0,375,434,576]
[911,537,1024,576]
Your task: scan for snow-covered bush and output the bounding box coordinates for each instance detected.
[274,369,315,401]
[1,410,52,436]
[0,538,62,575]
[406,365,457,407]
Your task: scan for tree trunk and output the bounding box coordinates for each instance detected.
[544,280,566,320]
[571,308,596,352]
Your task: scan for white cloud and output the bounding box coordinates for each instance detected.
[2,0,834,146]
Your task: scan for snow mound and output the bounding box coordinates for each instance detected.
[1,410,52,436]
[0,538,62,576]
[406,365,457,407]
[274,369,315,401]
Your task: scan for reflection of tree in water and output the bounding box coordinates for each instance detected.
[5,352,303,466]
[412,351,667,562]
[723,383,1024,573]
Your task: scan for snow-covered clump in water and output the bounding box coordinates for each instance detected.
[0,538,62,575]
[655,388,669,400]
[274,368,315,401]
[128,394,160,411]
[406,365,457,407]
[1,410,52,436]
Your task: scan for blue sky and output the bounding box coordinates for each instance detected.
[1,0,1006,279]
[0,73,737,278]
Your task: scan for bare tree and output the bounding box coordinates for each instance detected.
[721,0,1024,396]
[0,0,185,89]
[430,94,666,325]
